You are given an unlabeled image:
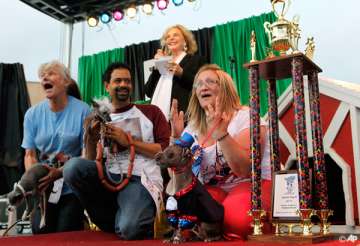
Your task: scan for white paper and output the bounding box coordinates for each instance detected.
[154,56,172,76]
[48,178,63,204]
[273,173,300,218]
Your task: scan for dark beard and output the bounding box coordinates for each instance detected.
[114,86,130,101]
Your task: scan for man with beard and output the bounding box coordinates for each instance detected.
[63,62,170,240]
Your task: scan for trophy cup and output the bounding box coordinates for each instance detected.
[264,0,301,56]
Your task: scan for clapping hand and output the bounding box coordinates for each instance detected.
[170,99,184,138]
[205,97,232,141]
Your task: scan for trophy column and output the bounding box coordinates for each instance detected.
[308,70,332,234]
[291,56,314,235]
[248,65,266,235]
[267,78,281,173]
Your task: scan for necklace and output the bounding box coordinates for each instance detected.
[191,119,221,177]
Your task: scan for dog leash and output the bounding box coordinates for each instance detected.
[96,132,135,192]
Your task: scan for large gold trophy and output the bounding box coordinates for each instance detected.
[244,0,334,243]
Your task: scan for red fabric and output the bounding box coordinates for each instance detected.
[0,230,345,246]
[207,180,272,240]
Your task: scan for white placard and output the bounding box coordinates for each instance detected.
[273,172,300,218]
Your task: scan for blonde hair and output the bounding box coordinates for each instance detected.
[187,64,241,134]
[160,24,198,55]
[38,60,71,83]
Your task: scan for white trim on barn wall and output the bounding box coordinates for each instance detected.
[350,105,360,225]
[277,78,360,226]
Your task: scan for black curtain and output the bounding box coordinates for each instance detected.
[192,27,213,64]
[0,63,30,195]
[124,40,160,101]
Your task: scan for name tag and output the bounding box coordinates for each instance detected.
[48,178,64,204]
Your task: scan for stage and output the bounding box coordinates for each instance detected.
[0,230,357,246]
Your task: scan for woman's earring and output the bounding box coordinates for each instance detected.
[183,43,188,52]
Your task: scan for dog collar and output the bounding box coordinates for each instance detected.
[174,176,197,198]
[15,183,27,198]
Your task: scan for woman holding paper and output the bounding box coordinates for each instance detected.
[144,24,206,120]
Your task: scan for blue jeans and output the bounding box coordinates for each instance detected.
[63,157,156,240]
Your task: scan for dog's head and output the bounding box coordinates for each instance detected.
[155,144,193,169]
[91,98,112,123]
[7,184,27,207]
[155,133,195,170]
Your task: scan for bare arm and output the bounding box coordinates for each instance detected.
[218,126,267,177]
[104,124,163,159]
[132,140,162,158]
[24,149,38,171]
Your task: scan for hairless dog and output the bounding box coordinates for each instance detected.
[155,133,224,243]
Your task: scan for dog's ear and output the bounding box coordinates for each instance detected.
[91,100,100,109]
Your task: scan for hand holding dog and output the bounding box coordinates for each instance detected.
[104,124,130,147]
[38,165,62,193]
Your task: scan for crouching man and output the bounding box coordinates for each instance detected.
[63,62,170,239]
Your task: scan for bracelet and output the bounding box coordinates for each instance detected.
[217,132,229,142]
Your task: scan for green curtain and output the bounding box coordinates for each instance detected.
[212,12,291,116]
[78,48,125,104]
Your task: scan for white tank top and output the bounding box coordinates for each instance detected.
[184,109,271,192]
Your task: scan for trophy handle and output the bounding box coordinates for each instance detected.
[272,0,291,19]
[292,14,300,24]
[263,22,272,44]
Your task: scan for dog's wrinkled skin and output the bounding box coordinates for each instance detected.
[155,144,222,243]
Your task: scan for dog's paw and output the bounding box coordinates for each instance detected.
[204,235,222,242]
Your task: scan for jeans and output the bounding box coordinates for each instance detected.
[31,193,84,234]
[63,157,156,240]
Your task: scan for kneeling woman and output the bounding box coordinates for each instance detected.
[170,64,271,239]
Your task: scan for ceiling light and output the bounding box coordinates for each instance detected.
[87,15,99,27]
[126,5,137,19]
[100,12,112,24]
[156,0,169,10]
[113,9,124,21]
[142,2,154,15]
[172,0,184,6]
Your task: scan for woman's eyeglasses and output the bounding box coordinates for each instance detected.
[193,79,219,89]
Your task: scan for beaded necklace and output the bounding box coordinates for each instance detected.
[191,120,220,177]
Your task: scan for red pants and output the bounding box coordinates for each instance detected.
[206,180,272,240]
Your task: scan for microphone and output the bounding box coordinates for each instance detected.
[228,56,236,70]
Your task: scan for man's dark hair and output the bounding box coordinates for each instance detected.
[102,62,132,84]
